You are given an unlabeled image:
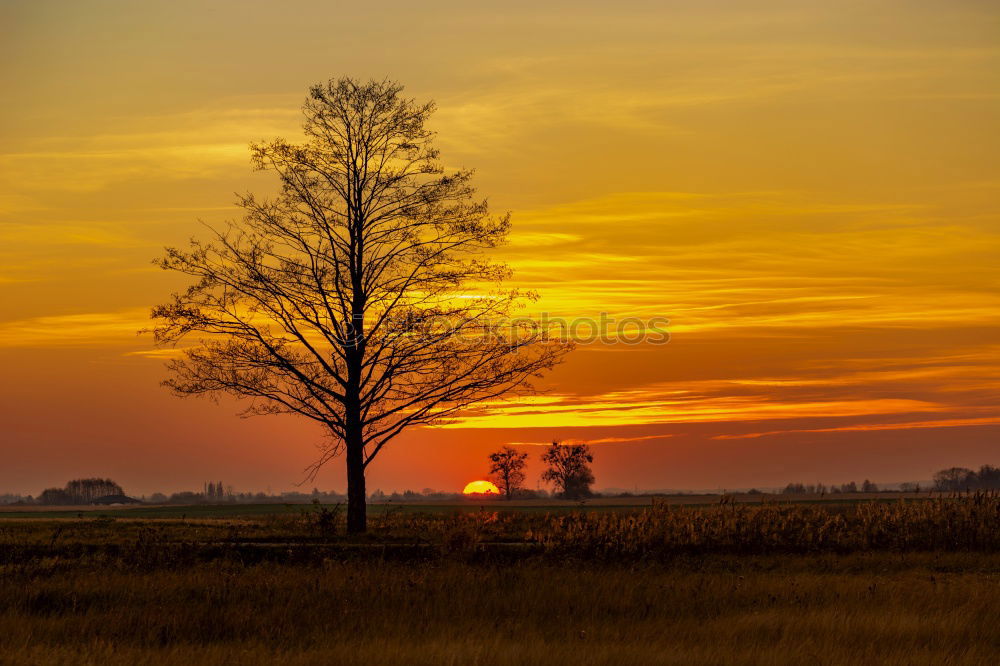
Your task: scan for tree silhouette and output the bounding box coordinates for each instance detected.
[541,441,595,499]
[488,446,528,500]
[38,478,124,505]
[151,77,567,532]
[933,467,975,492]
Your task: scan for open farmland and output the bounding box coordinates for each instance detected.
[1,494,997,665]
[0,492,929,520]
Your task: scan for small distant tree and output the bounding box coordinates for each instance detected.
[541,441,595,499]
[38,488,71,505]
[861,479,879,493]
[933,467,975,492]
[977,465,1000,489]
[205,481,225,499]
[488,446,528,500]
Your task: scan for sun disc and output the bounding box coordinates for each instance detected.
[462,480,499,495]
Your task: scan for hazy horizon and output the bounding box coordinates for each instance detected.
[0,464,968,500]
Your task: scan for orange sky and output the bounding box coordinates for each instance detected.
[1,0,998,495]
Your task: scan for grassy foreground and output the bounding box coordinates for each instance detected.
[1,496,998,665]
[3,554,998,665]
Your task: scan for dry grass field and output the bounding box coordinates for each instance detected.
[1,494,997,665]
[0,491,927,515]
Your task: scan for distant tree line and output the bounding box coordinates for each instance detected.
[779,464,1000,495]
[37,478,125,505]
[781,480,881,495]
[9,461,996,507]
[933,465,1000,492]
[146,481,256,505]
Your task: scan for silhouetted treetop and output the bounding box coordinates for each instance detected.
[151,77,569,532]
[541,441,595,500]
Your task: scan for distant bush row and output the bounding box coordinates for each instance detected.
[779,464,1000,496]
[3,463,997,506]
[779,480,882,495]
[933,465,1000,492]
[35,478,125,505]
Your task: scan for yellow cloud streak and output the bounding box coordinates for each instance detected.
[713,416,1000,440]
[0,310,149,347]
[439,394,939,430]
[501,191,1000,337]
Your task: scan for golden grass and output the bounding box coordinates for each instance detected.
[1,554,998,665]
[1,495,998,664]
[536,493,1000,557]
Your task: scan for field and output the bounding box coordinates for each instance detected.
[1,495,998,665]
[0,492,927,519]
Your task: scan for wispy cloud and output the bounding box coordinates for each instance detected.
[0,310,149,347]
[441,391,941,430]
[0,102,301,193]
[504,434,674,447]
[713,416,1000,440]
[501,191,1000,335]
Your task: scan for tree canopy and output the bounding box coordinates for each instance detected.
[151,77,568,531]
[541,441,595,499]
[488,446,529,500]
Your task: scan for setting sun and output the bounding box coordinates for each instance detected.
[5,2,1000,662]
[462,480,499,495]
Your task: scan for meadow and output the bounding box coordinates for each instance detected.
[1,494,997,665]
[0,491,927,519]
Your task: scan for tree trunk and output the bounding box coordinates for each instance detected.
[346,436,366,533]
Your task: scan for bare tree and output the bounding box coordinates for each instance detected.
[541,441,595,499]
[150,77,568,532]
[933,467,975,492]
[488,446,528,500]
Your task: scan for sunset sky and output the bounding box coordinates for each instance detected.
[2,0,998,496]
